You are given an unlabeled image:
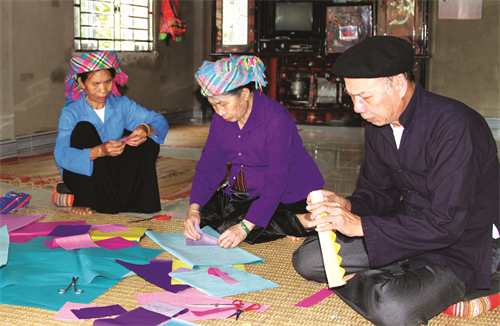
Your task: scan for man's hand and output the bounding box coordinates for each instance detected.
[307,189,351,211]
[307,202,363,237]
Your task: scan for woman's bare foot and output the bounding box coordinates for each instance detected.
[71,206,93,215]
[296,212,314,229]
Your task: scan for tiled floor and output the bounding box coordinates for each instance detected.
[2,117,499,221]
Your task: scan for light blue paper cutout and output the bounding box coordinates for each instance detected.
[162,318,198,326]
[0,225,9,267]
[146,227,264,269]
[0,236,160,288]
[167,265,279,297]
[0,236,162,311]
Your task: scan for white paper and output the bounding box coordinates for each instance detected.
[439,0,483,20]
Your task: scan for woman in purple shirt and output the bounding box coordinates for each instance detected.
[184,55,324,248]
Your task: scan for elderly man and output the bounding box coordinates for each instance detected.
[293,36,500,326]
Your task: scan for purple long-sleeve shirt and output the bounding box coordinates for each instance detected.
[348,83,499,289]
[190,91,324,228]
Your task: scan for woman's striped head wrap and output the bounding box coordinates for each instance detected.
[64,51,128,104]
[195,55,267,97]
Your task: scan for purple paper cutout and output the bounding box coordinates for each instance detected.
[142,301,188,318]
[47,224,91,237]
[186,222,218,246]
[115,259,190,293]
[71,305,127,319]
[94,237,139,250]
[9,221,86,243]
[91,224,131,233]
[0,214,45,232]
[294,288,334,307]
[207,267,239,284]
[54,302,99,321]
[93,307,170,326]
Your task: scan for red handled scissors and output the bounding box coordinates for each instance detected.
[228,300,260,320]
[128,214,171,223]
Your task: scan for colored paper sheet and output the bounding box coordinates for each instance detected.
[208,267,239,284]
[168,265,279,297]
[135,288,269,322]
[146,227,264,269]
[170,260,245,285]
[91,224,131,232]
[162,318,198,326]
[186,222,218,246]
[0,236,162,311]
[94,307,171,326]
[295,288,335,307]
[9,220,86,243]
[0,236,160,287]
[54,233,101,250]
[116,259,190,293]
[54,302,98,321]
[48,224,92,237]
[71,304,127,319]
[1,276,122,311]
[142,301,188,318]
[90,227,148,242]
[0,225,9,267]
[94,237,139,250]
[0,214,45,232]
[43,240,60,249]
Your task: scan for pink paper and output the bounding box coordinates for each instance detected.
[91,224,131,233]
[0,214,45,232]
[43,240,60,249]
[134,288,269,321]
[54,233,101,250]
[207,267,239,284]
[9,221,86,243]
[94,237,139,250]
[54,302,98,321]
[294,288,334,307]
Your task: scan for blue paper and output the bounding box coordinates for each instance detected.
[0,225,9,267]
[162,318,198,326]
[0,236,162,311]
[167,265,279,297]
[146,227,264,269]
[0,236,160,287]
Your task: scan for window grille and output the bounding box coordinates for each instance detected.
[74,0,154,52]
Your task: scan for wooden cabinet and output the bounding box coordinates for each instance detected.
[210,0,429,124]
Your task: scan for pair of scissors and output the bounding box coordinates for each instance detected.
[128,214,171,223]
[58,277,83,294]
[228,300,260,320]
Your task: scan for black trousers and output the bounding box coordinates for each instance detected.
[200,187,310,244]
[63,121,161,214]
[292,235,477,326]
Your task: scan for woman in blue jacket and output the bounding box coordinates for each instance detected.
[54,51,168,215]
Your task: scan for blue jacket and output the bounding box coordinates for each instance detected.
[349,83,499,289]
[54,95,169,176]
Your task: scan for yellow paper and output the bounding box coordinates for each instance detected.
[171,259,245,285]
[310,190,346,288]
[89,227,148,242]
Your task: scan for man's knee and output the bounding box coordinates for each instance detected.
[292,236,327,283]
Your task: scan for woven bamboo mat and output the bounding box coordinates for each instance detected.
[0,154,196,203]
[163,125,210,148]
[1,206,499,326]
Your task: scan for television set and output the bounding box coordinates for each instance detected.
[263,0,322,39]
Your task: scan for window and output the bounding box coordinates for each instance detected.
[74,0,154,52]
